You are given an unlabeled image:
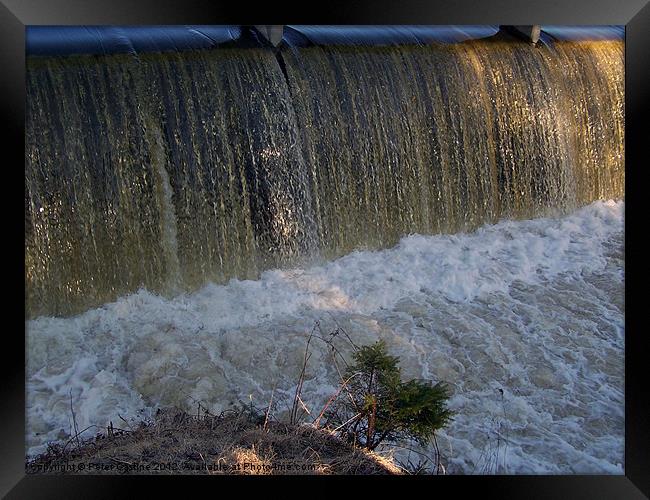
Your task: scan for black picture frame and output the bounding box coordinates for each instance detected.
[3,0,648,497]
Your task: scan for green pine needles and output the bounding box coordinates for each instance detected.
[324,340,453,451]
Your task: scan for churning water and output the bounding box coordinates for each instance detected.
[25,34,624,473]
[26,200,624,472]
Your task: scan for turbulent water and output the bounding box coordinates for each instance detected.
[25,39,624,317]
[25,35,625,473]
[26,200,624,473]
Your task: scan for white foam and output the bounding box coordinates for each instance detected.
[26,200,624,473]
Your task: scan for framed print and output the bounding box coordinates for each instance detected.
[2,0,648,497]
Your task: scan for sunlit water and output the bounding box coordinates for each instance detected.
[26,200,624,473]
[25,40,624,318]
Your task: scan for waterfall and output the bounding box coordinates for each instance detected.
[25,37,624,318]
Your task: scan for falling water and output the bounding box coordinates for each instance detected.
[25,38,624,318]
[284,40,624,254]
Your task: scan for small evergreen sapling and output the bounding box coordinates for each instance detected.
[324,340,453,451]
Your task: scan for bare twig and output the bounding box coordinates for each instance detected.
[500,388,509,474]
[199,452,213,475]
[432,432,445,474]
[263,386,276,431]
[290,324,317,425]
[332,412,362,432]
[312,372,361,428]
[61,425,99,453]
[326,314,360,350]
[297,395,312,416]
[306,323,362,416]
[118,414,134,432]
[69,390,81,449]
[389,442,439,473]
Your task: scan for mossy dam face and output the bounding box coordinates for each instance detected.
[25,27,623,319]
